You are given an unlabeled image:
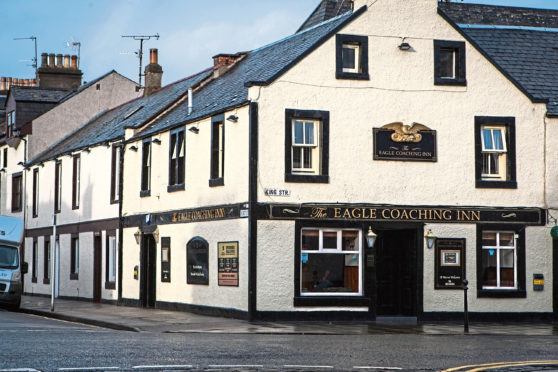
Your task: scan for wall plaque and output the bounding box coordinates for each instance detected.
[374,122,437,162]
[161,237,171,283]
[187,237,209,285]
[218,241,239,287]
[435,238,466,289]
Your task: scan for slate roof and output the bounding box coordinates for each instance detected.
[297,0,354,33]
[11,86,73,103]
[138,9,362,139]
[439,3,558,117]
[29,70,211,165]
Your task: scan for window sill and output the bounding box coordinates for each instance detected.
[72,206,79,210]
[54,210,61,214]
[110,199,119,205]
[475,180,517,189]
[477,289,526,298]
[105,281,116,290]
[43,278,50,285]
[434,78,467,86]
[336,72,370,81]
[12,209,22,213]
[140,190,151,198]
[167,184,185,193]
[285,174,329,184]
[32,214,38,219]
[294,296,370,307]
[70,273,79,281]
[209,178,224,187]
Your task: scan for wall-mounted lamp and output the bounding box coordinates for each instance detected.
[66,152,73,158]
[134,228,142,245]
[39,162,45,168]
[551,226,558,240]
[366,227,378,249]
[188,127,199,134]
[103,141,110,148]
[227,114,239,123]
[129,145,138,152]
[83,148,91,154]
[425,229,437,249]
[152,138,162,145]
[0,168,6,173]
[398,37,412,51]
[17,161,24,166]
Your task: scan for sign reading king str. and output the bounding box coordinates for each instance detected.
[374,122,437,162]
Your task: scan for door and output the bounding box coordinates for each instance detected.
[93,235,102,302]
[140,234,156,308]
[375,229,417,316]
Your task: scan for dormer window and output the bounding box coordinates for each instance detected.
[336,34,369,80]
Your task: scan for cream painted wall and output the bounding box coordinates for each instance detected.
[545,117,558,209]
[0,142,27,217]
[122,105,250,217]
[122,219,248,311]
[252,0,548,208]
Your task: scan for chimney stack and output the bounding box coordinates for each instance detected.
[143,48,163,97]
[36,51,82,88]
[212,53,245,78]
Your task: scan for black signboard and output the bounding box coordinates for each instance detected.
[187,237,209,285]
[218,241,239,287]
[161,237,171,283]
[374,126,437,162]
[435,238,466,289]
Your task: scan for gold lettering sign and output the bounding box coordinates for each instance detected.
[172,208,227,223]
[307,207,482,222]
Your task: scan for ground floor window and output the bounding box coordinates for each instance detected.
[300,228,362,296]
[106,234,117,289]
[70,235,79,280]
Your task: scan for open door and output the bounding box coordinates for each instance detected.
[140,234,156,308]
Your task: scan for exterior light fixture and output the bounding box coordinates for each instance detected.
[153,227,160,244]
[104,141,110,148]
[366,227,378,248]
[129,145,138,152]
[189,127,199,134]
[0,168,6,173]
[134,228,142,245]
[227,114,239,123]
[152,138,161,145]
[83,148,91,153]
[551,226,558,240]
[398,37,412,51]
[425,229,436,249]
[17,161,24,166]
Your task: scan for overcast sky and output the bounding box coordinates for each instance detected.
[1,0,557,86]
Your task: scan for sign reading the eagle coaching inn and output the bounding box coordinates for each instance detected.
[374,122,437,162]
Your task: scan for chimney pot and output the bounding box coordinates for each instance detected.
[56,54,63,68]
[32,79,37,86]
[0,77,5,91]
[64,54,71,68]
[13,78,19,86]
[7,77,12,89]
[48,53,56,67]
[24,79,30,87]
[41,53,48,67]
[71,55,78,69]
[150,48,158,64]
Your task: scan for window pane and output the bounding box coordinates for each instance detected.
[342,231,358,251]
[301,230,319,251]
[303,147,312,169]
[439,49,455,78]
[481,249,497,287]
[482,129,493,150]
[482,232,497,247]
[500,249,515,287]
[342,46,356,70]
[499,233,515,247]
[294,121,304,144]
[305,122,314,145]
[323,231,338,249]
[301,253,359,293]
[292,147,302,169]
[170,133,177,159]
[493,129,504,150]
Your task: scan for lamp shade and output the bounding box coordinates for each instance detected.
[367,227,377,248]
[425,229,436,249]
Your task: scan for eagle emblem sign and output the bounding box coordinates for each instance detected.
[373,122,437,162]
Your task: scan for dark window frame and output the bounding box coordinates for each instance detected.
[32,237,38,283]
[168,127,186,192]
[335,34,369,81]
[70,234,79,280]
[6,111,15,138]
[11,172,23,213]
[434,40,466,86]
[54,160,62,213]
[475,116,517,189]
[3,148,7,168]
[285,109,329,184]
[32,168,39,218]
[476,224,526,298]
[209,114,225,187]
[43,236,50,285]
[72,154,80,210]
[110,144,121,204]
[105,230,116,290]
[140,138,152,197]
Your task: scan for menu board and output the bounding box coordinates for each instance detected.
[435,238,466,289]
[218,241,239,287]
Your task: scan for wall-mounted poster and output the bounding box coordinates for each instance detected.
[435,238,466,289]
[161,237,171,283]
[218,241,239,287]
[187,237,209,285]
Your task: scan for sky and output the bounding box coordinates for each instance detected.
[1,0,558,86]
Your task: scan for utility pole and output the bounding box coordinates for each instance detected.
[121,34,159,87]
[14,36,38,75]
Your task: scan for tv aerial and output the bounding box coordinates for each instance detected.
[121,33,160,87]
[13,36,38,74]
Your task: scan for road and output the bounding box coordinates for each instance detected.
[1,310,558,372]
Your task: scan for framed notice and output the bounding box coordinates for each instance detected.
[187,237,209,285]
[161,237,171,283]
[218,241,239,287]
[435,238,465,289]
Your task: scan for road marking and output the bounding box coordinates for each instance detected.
[354,367,403,370]
[284,365,334,369]
[0,369,41,372]
[207,366,264,369]
[133,366,193,370]
[442,360,558,372]
[59,368,120,371]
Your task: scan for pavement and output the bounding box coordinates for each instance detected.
[18,295,558,335]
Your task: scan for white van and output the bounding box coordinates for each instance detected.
[0,216,28,309]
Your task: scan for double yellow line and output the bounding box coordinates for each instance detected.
[441,360,558,372]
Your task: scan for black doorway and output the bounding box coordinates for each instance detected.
[140,234,157,308]
[375,229,417,316]
[93,235,102,303]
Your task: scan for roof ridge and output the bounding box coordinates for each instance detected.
[449,2,558,14]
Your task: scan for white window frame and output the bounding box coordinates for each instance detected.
[291,119,319,174]
[481,126,507,179]
[481,231,518,290]
[300,228,363,297]
[72,237,79,275]
[108,235,116,283]
[342,43,360,73]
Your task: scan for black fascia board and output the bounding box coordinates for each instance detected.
[437,8,548,104]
